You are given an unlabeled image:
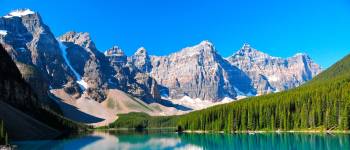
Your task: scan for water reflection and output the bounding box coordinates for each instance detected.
[12,131,350,150]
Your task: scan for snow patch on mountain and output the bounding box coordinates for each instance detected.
[58,41,88,90]
[4,9,35,18]
[267,75,279,82]
[0,30,7,36]
[167,96,237,110]
[221,97,234,103]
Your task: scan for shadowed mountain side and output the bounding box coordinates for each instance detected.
[50,89,116,127]
[157,99,192,111]
[48,93,104,124]
[0,101,60,141]
[0,44,87,141]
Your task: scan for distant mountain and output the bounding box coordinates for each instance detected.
[146,41,255,101]
[226,43,322,95]
[129,41,320,101]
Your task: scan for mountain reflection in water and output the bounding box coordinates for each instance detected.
[12,130,350,150]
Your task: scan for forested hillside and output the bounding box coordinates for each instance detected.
[177,54,350,131]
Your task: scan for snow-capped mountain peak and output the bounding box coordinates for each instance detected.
[3,9,35,18]
[0,30,7,36]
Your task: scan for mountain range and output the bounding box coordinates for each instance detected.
[0,9,322,126]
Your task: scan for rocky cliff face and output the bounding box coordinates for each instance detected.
[130,47,152,72]
[0,9,74,89]
[227,44,322,95]
[58,31,161,102]
[148,41,255,101]
[105,46,161,102]
[0,9,161,103]
[58,32,113,102]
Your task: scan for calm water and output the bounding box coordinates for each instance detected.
[12,131,350,150]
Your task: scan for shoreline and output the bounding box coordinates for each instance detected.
[183,130,350,134]
[93,127,350,134]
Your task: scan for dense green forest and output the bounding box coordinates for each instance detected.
[108,112,179,129]
[111,54,350,132]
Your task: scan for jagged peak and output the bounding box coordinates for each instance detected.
[60,31,91,40]
[135,47,148,56]
[58,31,95,49]
[241,43,251,50]
[232,44,315,62]
[174,40,217,58]
[199,40,213,47]
[236,43,264,55]
[3,9,36,18]
[105,45,125,56]
[290,52,313,61]
[231,43,283,60]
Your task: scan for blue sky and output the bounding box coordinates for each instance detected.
[1,0,350,68]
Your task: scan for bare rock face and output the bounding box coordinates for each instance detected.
[104,46,127,66]
[227,44,322,95]
[105,46,161,102]
[58,32,113,102]
[130,47,152,72]
[148,41,255,101]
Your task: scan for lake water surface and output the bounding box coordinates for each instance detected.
[12,131,350,150]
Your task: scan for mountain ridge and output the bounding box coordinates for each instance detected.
[0,9,322,125]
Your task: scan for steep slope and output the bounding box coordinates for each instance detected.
[0,44,87,140]
[227,44,321,95]
[148,41,255,101]
[15,61,62,113]
[308,54,350,83]
[58,32,112,102]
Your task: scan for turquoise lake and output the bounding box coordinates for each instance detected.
[12,131,350,150]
